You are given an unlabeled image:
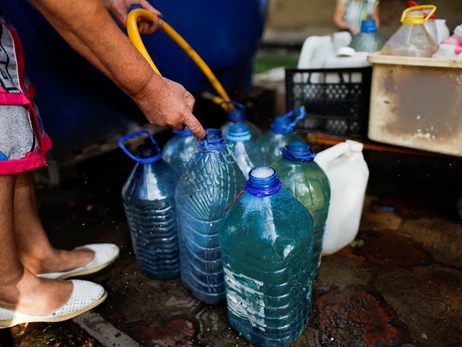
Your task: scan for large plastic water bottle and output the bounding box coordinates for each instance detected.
[119,130,180,279]
[161,127,196,174]
[314,140,369,255]
[220,101,263,141]
[175,129,246,304]
[272,142,330,280]
[220,166,314,347]
[256,107,306,165]
[348,19,385,53]
[226,124,263,178]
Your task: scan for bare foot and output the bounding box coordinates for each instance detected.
[19,247,95,275]
[0,269,73,316]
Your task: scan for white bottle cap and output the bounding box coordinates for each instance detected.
[345,140,364,152]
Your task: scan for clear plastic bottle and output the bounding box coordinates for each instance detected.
[161,127,196,174]
[272,142,330,280]
[120,130,180,279]
[256,107,306,165]
[175,129,246,304]
[220,166,314,347]
[381,5,437,57]
[226,124,263,178]
[220,101,263,141]
[349,19,385,53]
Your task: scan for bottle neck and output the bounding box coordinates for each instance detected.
[282,142,315,163]
[198,129,226,151]
[246,166,282,197]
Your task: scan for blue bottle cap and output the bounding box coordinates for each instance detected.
[227,124,252,142]
[246,166,282,197]
[360,19,378,33]
[282,142,315,162]
[227,108,246,123]
[173,127,193,137]
[271,117,292,134]
[198,129,226,150]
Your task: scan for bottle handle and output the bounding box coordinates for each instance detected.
[314,142,350,169]
[118,129,161,164]
[283,106,306,129]
[401,5,437,22]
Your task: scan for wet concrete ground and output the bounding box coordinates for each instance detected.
[0,128,461,347]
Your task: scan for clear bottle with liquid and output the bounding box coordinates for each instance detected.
[175,129,246,304]
[226,123,263,178]
[272,142,330,280]
[120,130,180,279]
[221,166,314,347]
[381,5,437,57]
[161,127,196,174]
[349,19,385,53]
[256,107,306,165]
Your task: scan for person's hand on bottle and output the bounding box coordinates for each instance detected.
[132,75,206,138]
[102,0,162,34]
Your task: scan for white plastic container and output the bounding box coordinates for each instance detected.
[435,19,450,44]
[314,140,369,255]
[432,43,460,59]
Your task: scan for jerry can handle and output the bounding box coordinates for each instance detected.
[401,5,436,22]
[284,106,306,129]
[118,129,161,164]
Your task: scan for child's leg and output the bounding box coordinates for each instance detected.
[13,171,94,274]
[0,174,73,315]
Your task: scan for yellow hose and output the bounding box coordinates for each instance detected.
[126,9,232,112]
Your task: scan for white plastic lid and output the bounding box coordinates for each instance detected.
[346,140,364,152]
[438,43,457,54]
[337,47,356,57]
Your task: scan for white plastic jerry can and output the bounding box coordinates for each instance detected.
[314,140,369,255]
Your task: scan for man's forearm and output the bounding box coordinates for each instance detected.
[30,0,160,98]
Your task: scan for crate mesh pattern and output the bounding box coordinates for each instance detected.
[285,68,372,138]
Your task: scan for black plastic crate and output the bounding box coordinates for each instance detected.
[285,67,372,138]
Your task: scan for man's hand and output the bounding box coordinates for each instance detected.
[102,0,162,34]
[133,75,206,138]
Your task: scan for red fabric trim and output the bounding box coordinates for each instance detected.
[0,93,30,106]
[0,150,47,175]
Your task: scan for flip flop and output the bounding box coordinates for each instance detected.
[37,243,120,280]
[0,280,107,328]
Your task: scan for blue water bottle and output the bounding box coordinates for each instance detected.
[175,129,246,304]
[226,124,263,178]
[221,166,314,347]
[256,107,306,165]
[220,101,263,141]
[161,127,197,174]
[119,130,180,279]
[272,142,331,280]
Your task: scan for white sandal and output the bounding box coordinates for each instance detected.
[0,280,107,328]
[37,243,120,280]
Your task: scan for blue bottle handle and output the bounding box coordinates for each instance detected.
[283,106,306,130]
[118,130,161,164]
